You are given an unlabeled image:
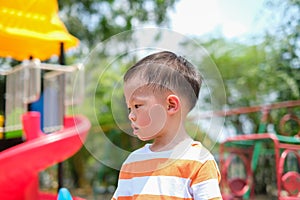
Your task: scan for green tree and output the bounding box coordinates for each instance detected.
[58,0,178,49]
[203,31,300,193]
[263,0,300,101]
[197,1,300,195]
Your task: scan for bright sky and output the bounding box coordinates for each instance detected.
[170,0,267,39]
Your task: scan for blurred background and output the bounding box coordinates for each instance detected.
[1,0,299,199]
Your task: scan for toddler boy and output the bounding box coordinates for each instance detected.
[112,51,222,200]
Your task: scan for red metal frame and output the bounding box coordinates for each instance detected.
[222,153,253,197]
[216,100,300,199]
[278,149,300,198]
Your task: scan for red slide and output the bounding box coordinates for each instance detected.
[0,112,91,200]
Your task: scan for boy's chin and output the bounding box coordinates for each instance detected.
[137,134,156,141]
[137,136,153,141]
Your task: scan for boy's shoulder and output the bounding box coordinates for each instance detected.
[123,144,157,164]
[181,140,215,163]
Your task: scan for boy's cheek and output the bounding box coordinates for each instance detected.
[138,113,151,127]
[148,104,167,130]
[137,104,167,130]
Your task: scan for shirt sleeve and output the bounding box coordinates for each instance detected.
[190,159,222,200]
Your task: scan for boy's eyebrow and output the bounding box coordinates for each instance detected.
[127,94,148,104]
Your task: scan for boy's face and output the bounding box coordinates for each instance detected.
[124,78,168,141]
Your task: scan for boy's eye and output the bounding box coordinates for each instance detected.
[128,104,141,113]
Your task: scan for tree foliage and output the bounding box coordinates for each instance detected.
[196,0,300,136]
[200,1,300,196]
[263,0,300,100]
[58,0,177,49]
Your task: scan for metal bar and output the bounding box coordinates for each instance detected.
[190,100,300,119]
[57,42,65,192]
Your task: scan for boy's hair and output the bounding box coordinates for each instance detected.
[124,51,202,111]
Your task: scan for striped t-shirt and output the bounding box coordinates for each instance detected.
[112,139,222,200]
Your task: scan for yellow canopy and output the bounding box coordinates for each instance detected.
[0,0,79,61]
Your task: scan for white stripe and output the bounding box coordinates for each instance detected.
[115,176,193,198]
[191,179,222,199]
[125,142,214,164]
[125,148,173,163]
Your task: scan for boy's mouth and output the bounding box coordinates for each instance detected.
[131,124,139,134]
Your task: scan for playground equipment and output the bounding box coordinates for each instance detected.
[0,0,78,60]
[0,0,90,199]
[57,188,75,200]
[0,111,90,200]
[218,100,300,200]
[0,61,41,150]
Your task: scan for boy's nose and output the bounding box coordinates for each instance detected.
[128,112,136,121]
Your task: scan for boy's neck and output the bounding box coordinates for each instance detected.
[150,123,191,152]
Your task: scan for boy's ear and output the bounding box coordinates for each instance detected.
[166,95,180,114]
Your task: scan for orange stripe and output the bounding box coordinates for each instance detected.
[114,197,131,200]
[191,143,202,148]
[120,158,220,184]
[121,158,170,176]
[116,194,193,200]
[122,158,170,174]
[190,160,221,186]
